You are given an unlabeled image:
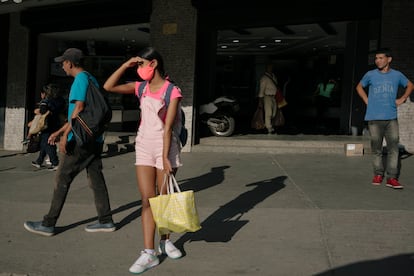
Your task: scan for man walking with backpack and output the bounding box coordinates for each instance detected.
[24,48,116,236]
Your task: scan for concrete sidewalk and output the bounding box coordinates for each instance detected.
[1,150,413,276]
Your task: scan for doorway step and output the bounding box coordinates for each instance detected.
[102,132,136,156]
[193,134,371,155]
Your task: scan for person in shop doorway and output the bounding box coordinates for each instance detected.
[258,63,278,134]
[313,73,337,131]
[356,48,413,189]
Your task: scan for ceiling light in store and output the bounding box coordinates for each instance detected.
[1,0,24,3]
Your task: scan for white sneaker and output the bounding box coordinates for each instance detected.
[158,240,182,259]
[129,251,159,274]
[45,157,52,166]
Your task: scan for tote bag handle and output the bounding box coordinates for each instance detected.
[160,174,181,195]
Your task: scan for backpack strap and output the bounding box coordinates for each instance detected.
[83,71,100,90]
[83,71,94,82]
[164,82,175,107]
[138,81,175,107]
[137,81,148,99]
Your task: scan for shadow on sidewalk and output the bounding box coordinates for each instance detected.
[55,165,231,234]
[55,167,286,237]
[314,253,414,276]
[174,175,287,256]
[0,152,25,158]
[53,200,143,234]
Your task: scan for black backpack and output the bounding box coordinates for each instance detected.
[138,81,188,147]
[71,72,112,147]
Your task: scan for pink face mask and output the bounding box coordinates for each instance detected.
[137,62,155,81]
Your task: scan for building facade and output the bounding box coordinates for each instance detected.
[0,0,413,152]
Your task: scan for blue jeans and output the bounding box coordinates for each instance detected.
[368,120,399,179]
[42,141,113,227]
[36,132,59,166]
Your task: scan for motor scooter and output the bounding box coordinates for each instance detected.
[199,96,240,137]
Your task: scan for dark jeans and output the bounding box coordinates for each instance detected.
[368,119,399,179]
[315,95,331,126]
[42,141,113,227]
[36,132,59,166]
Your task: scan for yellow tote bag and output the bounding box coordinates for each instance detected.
[149,174,201,236]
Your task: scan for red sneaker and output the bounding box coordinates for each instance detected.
[386,178,403,189]
[372,175,383,185]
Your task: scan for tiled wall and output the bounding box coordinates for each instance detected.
[381,0,414,152]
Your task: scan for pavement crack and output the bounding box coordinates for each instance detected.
[269,154,319,209]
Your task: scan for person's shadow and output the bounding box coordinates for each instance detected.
[54,166,231,234]
[174,176,287,256]
[314,253,414,276]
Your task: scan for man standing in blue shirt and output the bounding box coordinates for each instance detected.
[356,48,413,189]
[24,48,116,236]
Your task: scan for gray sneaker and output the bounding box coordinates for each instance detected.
[24,221,55,237]
[84,222,116,233]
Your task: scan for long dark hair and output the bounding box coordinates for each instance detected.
[42,83,60,99]
[137,47,166,78]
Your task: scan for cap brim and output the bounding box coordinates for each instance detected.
[54,56,64,62]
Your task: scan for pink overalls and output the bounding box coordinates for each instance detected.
[134,82,182,170]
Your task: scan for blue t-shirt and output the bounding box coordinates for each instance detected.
[360,69,409,121]
[68,71,103,142]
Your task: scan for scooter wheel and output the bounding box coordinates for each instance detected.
[209,116,235,137]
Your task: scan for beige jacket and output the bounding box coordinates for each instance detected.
[258,72,278,97]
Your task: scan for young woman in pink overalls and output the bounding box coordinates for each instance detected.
[104,47,183,274]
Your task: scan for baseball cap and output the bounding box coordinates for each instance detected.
[54,48,84,64]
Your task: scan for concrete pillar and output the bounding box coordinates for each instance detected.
[381,0,414,153]
[150,0,197,152]
[4,13,30,150]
